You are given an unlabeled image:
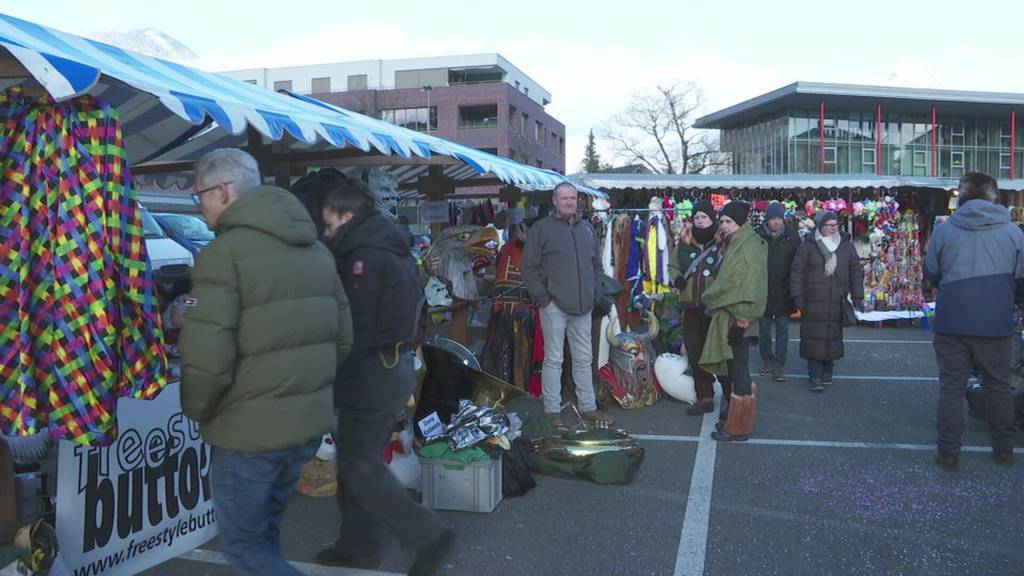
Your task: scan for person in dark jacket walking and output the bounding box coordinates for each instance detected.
[181,149,353,576]
[926,172,1024,471]
[315,178,452,576]
[790,210,864,392]
[522,182,615,429]
[757,202,801,382]
[670,200,726,415]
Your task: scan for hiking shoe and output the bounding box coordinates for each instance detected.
[759,363,773,376]
[581,410,615,427]
[686,401,714,416]
[934,451,959,472]
[809,379,824,393]
[711,430,749,442]
[994,450,1014,467]
[409,529,454,576]
[315,548,380,569]
[547,413,569,433]
[772,364,786,382]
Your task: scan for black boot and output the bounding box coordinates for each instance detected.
[934,451,959,472]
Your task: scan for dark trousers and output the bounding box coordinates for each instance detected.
[720,338,750,421]
[807,359,835,383]
[934,333,1015,454]
[758,314,790,365]
[333,353,446,560]
[682,308,731,402]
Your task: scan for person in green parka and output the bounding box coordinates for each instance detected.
[698,201,768,442]
[670,200,728,416]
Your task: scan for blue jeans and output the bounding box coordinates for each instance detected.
[807,359,835,384]
[758,314,790,365]
[211,439,319,576]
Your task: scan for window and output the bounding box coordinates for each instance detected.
[347,74,368,91]
[458,105,498,129]
[559,137,565,156]
[395,68,446,90]
[244,79,257,85]
[272,80,292,92]
[913,150,928,176]
[521,113,528,135]
[862,147,877,172]
[381,107,437,132]
[524,87,529,97]
[311,77,331,93]
[535,121,543,142]
[514,80,520,90]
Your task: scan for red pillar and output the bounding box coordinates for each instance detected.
[819,100,825,174]
[931,105,938,177]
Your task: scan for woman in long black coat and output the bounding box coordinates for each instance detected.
[790,210,864,392]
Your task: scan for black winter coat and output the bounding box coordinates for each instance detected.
[790,236,863,361]
[758,225,801,316]
[327,211,423,387]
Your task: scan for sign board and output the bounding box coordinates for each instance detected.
[419,201,449,225]
[51,383,217,576]
[710,194,729,211]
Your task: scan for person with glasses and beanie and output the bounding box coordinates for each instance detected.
[790,210,863,393]
[926,172,1024,471]
[180,149,353,576]
[314,177,453,575]
[670,200,726,416]
[697,201,767,442]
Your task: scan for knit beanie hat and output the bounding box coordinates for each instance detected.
[814,210,839,229]
[692,199,716,222]
[719,201,751,227]
[764,202,785,221]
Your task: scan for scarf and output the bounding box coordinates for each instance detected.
[693,223,718,245]
[763,222,785,239]
[815,230,841,277]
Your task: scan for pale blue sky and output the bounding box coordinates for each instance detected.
[6,0,1023,170]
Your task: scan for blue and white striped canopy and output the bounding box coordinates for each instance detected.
[0,12,604,196]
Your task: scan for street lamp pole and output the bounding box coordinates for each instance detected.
[422,84,432,134]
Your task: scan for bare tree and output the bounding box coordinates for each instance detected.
[597,82,729,174]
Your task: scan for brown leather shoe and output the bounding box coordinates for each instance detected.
[772,364,786,382]
[580,410,615,427]
[547,413,569,432]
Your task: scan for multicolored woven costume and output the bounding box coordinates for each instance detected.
[0,86,168,446]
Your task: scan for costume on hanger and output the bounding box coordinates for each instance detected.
[0,87,168,446]
[480,233,534,390]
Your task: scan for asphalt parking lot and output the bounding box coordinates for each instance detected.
[144,325,1024,576]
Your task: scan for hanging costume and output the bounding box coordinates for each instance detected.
[0,87,168,446]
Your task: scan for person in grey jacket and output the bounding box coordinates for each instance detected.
[925,171,1024,471]
[522,182,614,429]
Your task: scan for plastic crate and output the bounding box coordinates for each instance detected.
[420,456,502,513]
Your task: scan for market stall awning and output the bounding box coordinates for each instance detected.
[0,12,599,195]
[572,172,1024,193]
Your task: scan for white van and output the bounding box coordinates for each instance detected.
[139,206,194,294]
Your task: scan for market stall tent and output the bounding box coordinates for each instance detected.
[0,11,606,197]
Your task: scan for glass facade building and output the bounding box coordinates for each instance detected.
[701,83,1024,179]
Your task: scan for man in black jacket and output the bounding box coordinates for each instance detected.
[757,202,800,381]
[315,178,452,576]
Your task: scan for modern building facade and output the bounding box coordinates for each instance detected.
[221,54,566,173]
[695,82,1024,180]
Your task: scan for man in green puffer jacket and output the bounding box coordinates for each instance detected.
[180,149,352,576]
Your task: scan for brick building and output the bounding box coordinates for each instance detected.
[221,54,566,173]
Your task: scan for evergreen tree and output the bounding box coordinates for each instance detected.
[581,129,603,172]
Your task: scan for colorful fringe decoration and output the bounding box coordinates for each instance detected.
[0,86,168,446]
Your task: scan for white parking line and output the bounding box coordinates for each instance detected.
[750,374,939,381]
[672,406,717,576]
[179,549,403,576]
[788,339,932,344]
[638,433,993,453]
